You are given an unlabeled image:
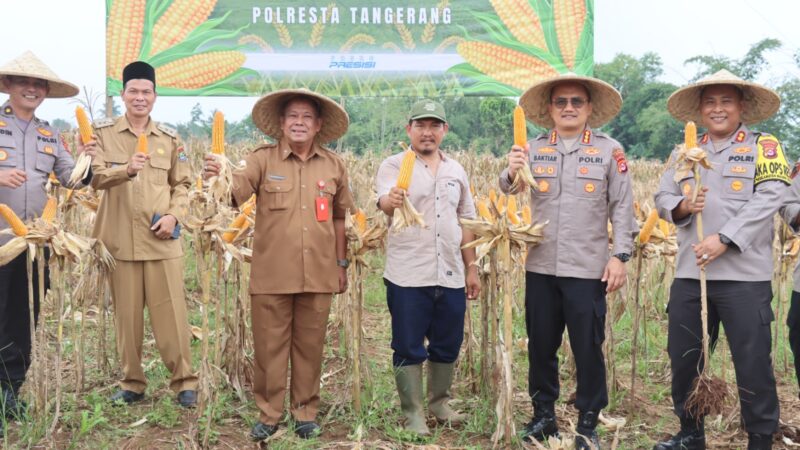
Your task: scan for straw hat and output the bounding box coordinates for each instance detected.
[0,51,79,98]
[519,73,622,129]
[667,69,780,124]
[251,88,349,143]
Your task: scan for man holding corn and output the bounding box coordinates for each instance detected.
[90,61,198,409]
[0,51,95,436]
[500,74,634,449]
[375,100,480,435]
[654,70,787,450]
[203,88,354,440]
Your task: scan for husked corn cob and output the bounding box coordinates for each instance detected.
[136,134,148,155]
[457,42,559,91]
[513,105,527,147]
[639,209,659,244]
[553,0,587,69]
[41,197,57,223]
[196,176,203,191]
[354,209,367,234]
[156,51,246,90]
[506,195,520,225]
[396,150,416,190]
[489,0,546,48]
[477,199,493,222]
[522,205,532,225]
[658,219,670,237]
[685,121,697,149]
[222,195,256,243]
[0,204,28,236]
[49,172,59,185]
[149,0,217,56]
[212,111,225,155]
[106,0,146,80]
[496,193,506,212]
[75,107,93,145]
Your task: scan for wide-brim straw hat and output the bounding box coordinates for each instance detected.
[252,88,349,143]
[0,51,79,98]
[667,69,780,124]
[519,73,622,129]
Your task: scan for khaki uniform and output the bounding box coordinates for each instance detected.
[91,115,196,394]
[655,124,788,434]
[232,142,354,425]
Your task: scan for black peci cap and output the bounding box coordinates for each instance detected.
[122,61,156,88]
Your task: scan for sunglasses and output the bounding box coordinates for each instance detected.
[551,97,588,109]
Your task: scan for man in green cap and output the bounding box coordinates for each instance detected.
[375,99,481,435]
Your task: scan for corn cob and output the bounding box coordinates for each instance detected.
[354,209,367,234]
[489,188,498,211]
[658,219,670,237]
[639,209,659,244]
[136,134,148,155]
[513,105,527,147]
[489,0,546,48]
[522,205,532,225]
[106,0,147,80]
[477,199,494,222]
[49,172,59,185]
[457,42,559,91]
[222,195,256,243]
[685,121,697,149]
[553,0,587,69]
[506,195,520,225]
[496,193,506,212]
[396,150,416,190]
[41,197,57,224]
[75,107,93,145]
[212,111,225,155]
[196,176,203,191]
[156,51,246,90]
[149,0,217,56]
[0,204,28,236]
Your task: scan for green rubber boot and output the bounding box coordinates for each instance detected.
[427,361,466,425]
[394,365,430,435]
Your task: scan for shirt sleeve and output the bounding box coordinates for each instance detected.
[231,150,264,207]
[719,179,787,252]
[606,145,635,255]
[654,150,692,227]
[333,159,355,219]
[375,156,399,200]
[457,166,476,219]
[165,137,191,224]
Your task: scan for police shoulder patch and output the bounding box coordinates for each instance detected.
[754,134,791,185]
[94,118,115,129]
[157,123,178,138]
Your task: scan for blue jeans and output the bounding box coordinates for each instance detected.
[384,279,466,367]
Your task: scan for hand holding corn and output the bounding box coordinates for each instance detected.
[202,154,222,180]
[507,144,529,181]
[127,153,149,177]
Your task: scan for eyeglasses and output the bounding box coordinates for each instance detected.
[551,97,588,109]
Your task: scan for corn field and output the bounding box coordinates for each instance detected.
[1,136,799,450]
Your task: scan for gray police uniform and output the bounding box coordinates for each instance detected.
[780,164,800,397]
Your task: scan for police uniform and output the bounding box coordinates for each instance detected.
[780,166,800,398]
[655,124,787,435]
[90,115,197,395]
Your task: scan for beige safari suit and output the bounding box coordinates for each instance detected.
[91,115,197,394]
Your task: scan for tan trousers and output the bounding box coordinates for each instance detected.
[251,293,332,425]
[109,258,197,394]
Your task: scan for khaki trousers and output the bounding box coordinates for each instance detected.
[251,293,332,424]
[109,258,197,394]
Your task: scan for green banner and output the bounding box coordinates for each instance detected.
[106,0,593,97]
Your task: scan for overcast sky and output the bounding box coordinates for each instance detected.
[3,0,799,126]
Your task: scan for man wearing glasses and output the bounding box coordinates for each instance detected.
[499,74,635,449]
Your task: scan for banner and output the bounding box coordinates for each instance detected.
[106,0,593,97]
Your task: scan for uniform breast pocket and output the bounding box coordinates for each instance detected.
[531,163,559,195]
[575,165,606,198]
[148,155,171,185]
[0,136,16,168]
[263,181,293,210]
[721,163,755,200]
[35,140,57,173]
[677,174,695,198]
[321,180,337,200]
[440,180,461,207]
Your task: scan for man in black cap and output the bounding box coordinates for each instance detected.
[90,61,197,408]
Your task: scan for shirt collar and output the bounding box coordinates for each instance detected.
[0,100,43,125]
[280,140,321,161]
[702,123,749,153]
[117,114,158,136]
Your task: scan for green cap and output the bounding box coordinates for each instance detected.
[409,99,446,123]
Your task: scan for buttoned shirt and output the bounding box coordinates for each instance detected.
[376,150,476,288]
[656,124,789,281]
[232,142,355,295]
[0,101,83,244]
[499,128,636,279]
[90,115,191,261]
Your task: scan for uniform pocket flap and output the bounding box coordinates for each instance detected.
[723,163,755,178]
[0,135,15,149]
[263,181,293,193]
[149,155,171,170]
[576,165,605,180]
[104,152,129,164]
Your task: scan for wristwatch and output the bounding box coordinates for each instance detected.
[336,258,350,268]
[613,253,631,263]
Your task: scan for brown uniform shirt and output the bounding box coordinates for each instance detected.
[90,116,191,261]
[499,128,637,279]
[232,142,355,295]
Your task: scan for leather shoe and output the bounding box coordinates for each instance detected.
[295,421,321,439]
[748,433,772,450]
[177,390,197,408]
[250,422,278,441]
[521,401,559,442]
[109,390,144,405]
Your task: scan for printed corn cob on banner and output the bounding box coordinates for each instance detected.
[106,0,593,96]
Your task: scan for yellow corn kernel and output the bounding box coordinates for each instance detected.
[522,205,532,225]
[658,218,670,237]
[456,41,559,91]
[685,121,697,149]
[75,106,93,145]
[639,209,659,244]
[553,0,587,69]
[49,172,59,186]
[212,111,225,155]
[477,199,493,222]
[513,105,527,147]
[106,0,146,80]
[506,195,520,225]
[396,150,416,190]
[0,204,28,236]
[222,195,256,243]
[136,134,148,155]
[354,209,367,234]
[41,197,57,223]
[496,193,506,212]
[489,188,498,209]
[196,176,203,191]
[149,0,216,56]
[489,0,546,48]
[156,51,246,90]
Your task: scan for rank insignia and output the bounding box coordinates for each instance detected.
[731,165,747,174]
[0,149,7,161]
[584,147,600,155]
[730,180,743,191]
[735,131,746,143]
[582,130,592,144]
[0,121,6,127]
[734,147,752,154]
[584,182,596,193]
[700,134,709,144]
[37,128,52,137]
[538,180,550,192]
[549,131,558,145]
[538,147,556,154]
[534,166,545,175]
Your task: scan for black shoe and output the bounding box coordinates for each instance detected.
[653,428,705,450]
[249,422,278,441]
[176,390,197,408]
[109,390,144,405]
[575,411,600,450]
[747,433,772,450]
[295,421,321,439]
[521,401,559,442]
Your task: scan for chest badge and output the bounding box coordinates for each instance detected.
[579,166,589,175]
[682,183,692,196]
[0,121,6,127]
[584,182,596,193]
[538,180,550,193]
[0,149,7,161]
[534,166,545,175]
[731,180,744,191]
[43,145,54,154]
[546,166,555,175]
[37,127,52,137]
[156,148,165,155]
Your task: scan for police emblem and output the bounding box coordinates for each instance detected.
[760,140,778,159]
[682,183,692,196]
[546,166,555,175]
[584,182,595,193]
[731,180,743,191]
[157,148,165,155]
[534,166,545,175]
[44,145,54,154]
[0,149,7,161]
[579,167,589,175]
[538,180,550,192]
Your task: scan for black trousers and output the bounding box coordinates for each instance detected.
[0,251,47,384]
[668,278,778,435]
[790,291,800,393]
[525,272,608,412]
